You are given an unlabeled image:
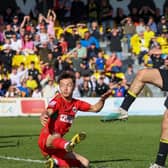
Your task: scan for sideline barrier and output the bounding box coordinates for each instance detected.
[0,98,47,117]
[0,97,166,117]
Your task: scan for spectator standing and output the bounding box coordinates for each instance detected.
[38,41,50,63]
[108,28,123,60]
[4,7,13,24]
[64,25,81,50]
[20,15,35,33]
[121,17,136,50]
[5,85,21,97]
[0,82,5,97]
[10,33,22,54]
[42,79,57,99]
[41,63,55,81]
[1,73,11,94]
[136,18,146,35]
[87,42,98,60]
[79,79,93,97]
[32,87,42,98]
[89,21,101,40]
[11,15,20,34]
[26,75,38,92]
[4,23,14,39]
[157,16,168,35]
[129,7,139,24]
[28,61,40,82]
[71,0,86,23]
[147,16,157,33]
[86,0,99,23]
[124,65,135,85]
[115,8,126,27]
[80,31,99,49]
[9,66,22,87]
[54,57,72,77]
[43,9,56,37]
[17,79,30,97]
[99,0,113,33]
[139,5,155,24]
[105,52,122,72]
[95,50,105,72]
[95,76,109,96]
[112,82,127,97]
[21,33,34,55]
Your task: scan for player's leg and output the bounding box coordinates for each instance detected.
[64,151,89,168]
[46,134,72,152]
[46,132,87,152]
[118,68,164,119]
[45,132,87,168]
[151,100,168,168]
[47,151,89,168]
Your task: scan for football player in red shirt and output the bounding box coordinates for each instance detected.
[38,71,112,168]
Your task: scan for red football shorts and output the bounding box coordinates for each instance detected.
[38,127,81,167]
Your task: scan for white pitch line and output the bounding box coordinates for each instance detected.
[0,155,45,163]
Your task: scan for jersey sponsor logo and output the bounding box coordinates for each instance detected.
[48,100,57,107]
[60,114,74,124]
[72,107,77,113]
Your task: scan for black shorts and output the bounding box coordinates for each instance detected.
[159,69,168,108]
[159,69,168,91]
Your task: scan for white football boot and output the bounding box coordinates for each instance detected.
[117,107,128,120]
[149,163,165,168]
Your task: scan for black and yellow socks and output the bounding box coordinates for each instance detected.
[155,139,168,166]
[120,90,136,111]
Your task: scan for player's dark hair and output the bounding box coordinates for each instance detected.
[57,71,76,84]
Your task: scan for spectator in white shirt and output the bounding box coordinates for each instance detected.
[10,66,22,86]
[10,33,22,54]
[42,79,58,99]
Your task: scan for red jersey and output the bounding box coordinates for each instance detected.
[46,94,91,136]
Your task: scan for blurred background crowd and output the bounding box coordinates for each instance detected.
[0,0,168,99]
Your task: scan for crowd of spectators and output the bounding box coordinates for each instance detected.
[0,0,168,99]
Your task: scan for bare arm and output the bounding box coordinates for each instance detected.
[147,6,155,14]
[47,9,51,19]
[42,15,49,23]
[51,10,56,21]
[149,48,162,55]
[20,16,27,28]
[63,24,75,32]
[40,108,53,126]
[88,90,112,112]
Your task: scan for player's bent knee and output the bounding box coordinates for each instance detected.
[46,134,60,148]
[83,158,89,168]
[136,69,146,80]
[164,97,168,109]
[162,110,168,132]
[46,137,53,148]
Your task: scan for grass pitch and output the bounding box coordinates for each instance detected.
[0,116,165,168]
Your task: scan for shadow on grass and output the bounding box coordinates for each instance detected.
[0,144,17,148]
[90,159,131,164]
[0,141,15,143]
[90,158,145,164]
[0,134,38,139]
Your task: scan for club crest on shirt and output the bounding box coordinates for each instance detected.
[72,107,77,113]
[48,100,57,107]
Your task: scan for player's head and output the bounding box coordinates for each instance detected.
[57,71,76,99]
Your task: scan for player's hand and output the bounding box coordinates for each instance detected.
[101,90,112,101]
[40,113,49,127]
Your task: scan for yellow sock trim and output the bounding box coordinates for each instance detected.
[128,90,136,98]
[160,138,168,144]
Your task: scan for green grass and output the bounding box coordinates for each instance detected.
[0,116,165,168]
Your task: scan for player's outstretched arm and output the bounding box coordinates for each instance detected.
[88,90,112,113]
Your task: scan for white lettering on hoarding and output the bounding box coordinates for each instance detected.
[14,0,166,16]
